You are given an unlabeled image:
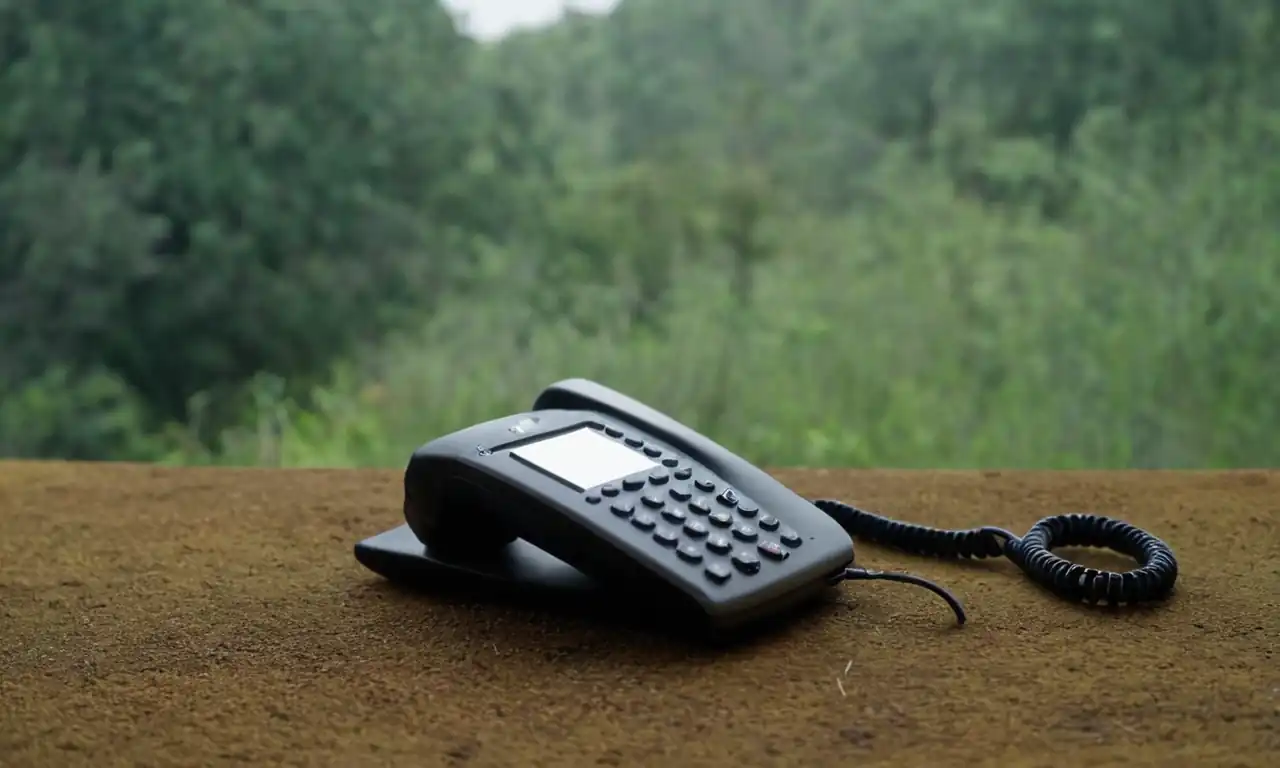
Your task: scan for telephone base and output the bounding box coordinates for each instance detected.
[354,524,605,603]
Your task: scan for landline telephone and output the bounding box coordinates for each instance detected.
[354,378,1178,637]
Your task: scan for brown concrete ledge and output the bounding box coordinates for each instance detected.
[1,462,1276,766]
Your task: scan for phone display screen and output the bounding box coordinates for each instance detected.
[510,427,658,491]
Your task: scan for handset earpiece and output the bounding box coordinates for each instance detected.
[403,460,519,556]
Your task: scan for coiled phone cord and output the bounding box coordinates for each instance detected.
[814,499,1179,626]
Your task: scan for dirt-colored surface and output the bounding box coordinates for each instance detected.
[1,462,1276,767]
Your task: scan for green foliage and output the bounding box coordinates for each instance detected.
[1,0,1277,469]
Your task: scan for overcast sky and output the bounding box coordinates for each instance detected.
[442,0,621,40]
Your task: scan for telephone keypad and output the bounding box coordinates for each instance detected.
[587,427,806,588]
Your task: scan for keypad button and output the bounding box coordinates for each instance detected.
[737,501,759,517]
[648,470,669,485]
[630,512,656,531]
[610,502,634,518]
[706,535,732,555]
[732,524,758,542]
[758,515,780,531]
[669,486,692,502]
[661,457,679,467]
[780,529,803,547]
[716,488,740,507]
[601,485,620,497]
[641,495,665,509]
[661,508,686,524]
[674,468,693,480]
[604,426,623,437]
[677,544,703,564]
[758,540,788,560]
[732,551,762,574]
[643,445,662,457]
[653,528,679,547]
[625,436,644,447]
[622,477,646,491]
[705,563,732,583]
[683,520,709,538]
[694,478,716,492]
[688,498,711,516]
[585,494,601,504]
[709,511,733,528]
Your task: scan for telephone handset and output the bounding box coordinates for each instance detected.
[354,378,1178,637]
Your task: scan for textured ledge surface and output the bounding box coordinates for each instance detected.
[1,462,1276,767]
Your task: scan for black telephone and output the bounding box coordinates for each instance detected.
[354,378,1178,637]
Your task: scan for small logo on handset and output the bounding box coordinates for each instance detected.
[507,417,541,435]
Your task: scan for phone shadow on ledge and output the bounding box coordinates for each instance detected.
[352,523,844,652]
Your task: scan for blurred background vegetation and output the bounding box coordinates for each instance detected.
[1,0,1277,470]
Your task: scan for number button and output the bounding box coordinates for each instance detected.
[705,563,732,583]
[688,498,711,516]
[661,508,687,524]
[677,544,703,563]
[622,476,646,491]
[641,495,665,509]
[709,511,733,528]
[757,540,788,561]
[661,457,679,467]
[758,514,780,531]
[779,528,803,547]
[706,535,732,555]
[732,524,758,542]
[652,528,679,548]
[732,551,762,574]
[610,502,633,518]
[669,486,692,502]
[601,485,620,497]
[683,520,709,538]
[674,467,693,480]
[625,436,644,447]
[737,501,759,517]
[630,512,656,531]
[643,446,662,458]
[716,488,739,507]
[694,478,715,492]
[584,494,601,505]
[648,470,669,485]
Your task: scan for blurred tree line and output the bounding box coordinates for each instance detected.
[1,0,1277,468]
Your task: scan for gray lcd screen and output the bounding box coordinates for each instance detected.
[510,427,659,491]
